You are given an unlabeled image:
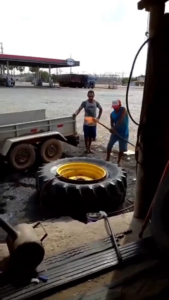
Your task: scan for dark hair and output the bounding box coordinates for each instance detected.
[87,90,95,96]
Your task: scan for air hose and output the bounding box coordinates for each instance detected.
[85,39,153,221]
[125,37,151,126]
[125,36,152,165]
[86,211,122,262]
[97,37,151,149]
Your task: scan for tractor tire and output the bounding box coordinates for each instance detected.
[36,157,127,218]
[9,143,36,171]
[40,139,63,163]
[151,171,169,257]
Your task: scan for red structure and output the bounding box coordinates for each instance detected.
[0,54,80,68]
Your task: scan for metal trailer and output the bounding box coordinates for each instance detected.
[0,109,79,170]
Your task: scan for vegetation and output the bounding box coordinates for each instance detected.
[121,76,144,85]
[28,67,58,83]
[29,67,39,73]
[16,66,25,74]
[39,71,49,82]
[51,74,58,83]
[122,77,129,85]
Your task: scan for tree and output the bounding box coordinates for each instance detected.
[9,65,14,75]
[16,66,25,74]
[29,67,39,73]
[122,77,136,85]
[51,74,58,83]
[122,77,129,85]
[39,71,49,82]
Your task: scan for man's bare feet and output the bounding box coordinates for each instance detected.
[89,149,94,154]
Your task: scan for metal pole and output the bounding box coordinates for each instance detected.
[70,54,72,74]
[0,43,3,76]
[0,42,3,54]
[7,61,9,75]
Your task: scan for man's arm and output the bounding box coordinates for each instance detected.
[110,113,114,128]
[96,102,103,120]
[116,107,127,125]
[73,101,85,117]
[109,113,115,133]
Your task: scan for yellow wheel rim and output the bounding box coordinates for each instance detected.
[56,162,106,182]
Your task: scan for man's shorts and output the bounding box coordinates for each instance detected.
[83,125,96,139]
[107,134,128,152]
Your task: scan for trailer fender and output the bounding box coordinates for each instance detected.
[1,131,67,157]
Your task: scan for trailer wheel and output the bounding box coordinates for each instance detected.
[9,144,36,171]
[40,139,63,163]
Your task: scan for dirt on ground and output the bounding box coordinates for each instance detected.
[0,135,136,240]
[0,85,137,261]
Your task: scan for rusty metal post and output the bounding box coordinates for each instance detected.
[134,3,166,218]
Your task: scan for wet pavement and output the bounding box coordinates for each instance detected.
[0,84,141,238]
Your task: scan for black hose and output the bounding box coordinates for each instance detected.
[125,37,153,166]
[110,38,152,149]
[125,37,151,126]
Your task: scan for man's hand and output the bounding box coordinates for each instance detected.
[72,113,76,119]
[94,118,99,123]
[109,127,115,134]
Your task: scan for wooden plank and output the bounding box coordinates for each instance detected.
[0,238,155,300]
[71,261,158,300]
[1,238,155,300]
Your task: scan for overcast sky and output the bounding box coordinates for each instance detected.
[1,0,169,76]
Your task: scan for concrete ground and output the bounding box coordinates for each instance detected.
[0,85,168,299]
[0,84,140,235]
[0,212,162,300]
[0,83,143,150]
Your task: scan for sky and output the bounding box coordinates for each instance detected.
[1,0,169,76]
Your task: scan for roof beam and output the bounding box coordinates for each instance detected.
[138,0,168,11]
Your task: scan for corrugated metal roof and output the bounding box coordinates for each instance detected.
[0,54,80,68]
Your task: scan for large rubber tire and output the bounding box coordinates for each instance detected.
[37,157,127,218]
[151,171,169,257]
[40,139,63,163]
[9,143,36,171]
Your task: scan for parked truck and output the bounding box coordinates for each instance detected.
[0,109,79,171]
[56,74,96,88]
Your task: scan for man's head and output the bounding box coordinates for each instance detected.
[88,90,95,102]
[112,99,121,112]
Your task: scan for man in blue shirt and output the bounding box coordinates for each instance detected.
[106,99,129,166]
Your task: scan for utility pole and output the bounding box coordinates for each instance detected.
[70,54,72,74]
[0,42,3,54]
[0,42,3,76]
